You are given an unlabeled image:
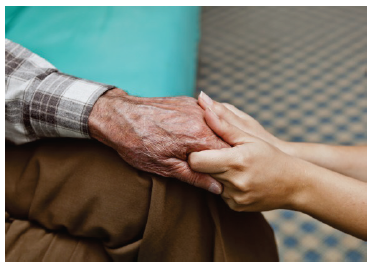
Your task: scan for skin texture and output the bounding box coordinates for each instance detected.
[189,92,366,240]
[88,88,229,194]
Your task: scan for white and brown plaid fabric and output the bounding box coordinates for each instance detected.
[5,39,115,144]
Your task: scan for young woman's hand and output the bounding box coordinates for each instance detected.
[188,102,306,212]
[191,93,367,240]
[198,91,286,152]
[197,91,367,182]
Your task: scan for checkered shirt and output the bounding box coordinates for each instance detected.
[5,39,115,145]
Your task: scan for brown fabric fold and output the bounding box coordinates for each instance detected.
[5,212,110,262]
[5,139,278,262]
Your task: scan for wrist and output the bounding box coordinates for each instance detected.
[285,157,318,212]
[276,139,295,156]
[88,88,131,147]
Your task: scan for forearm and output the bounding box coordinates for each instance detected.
[5,39,115,144]
[280,141,367,181]
[291,158,367,240]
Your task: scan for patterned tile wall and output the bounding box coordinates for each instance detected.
[196,6,367,262]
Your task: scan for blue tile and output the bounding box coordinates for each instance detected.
[305,250,321,262]
[260,104,271,110]
[301,222,317,233]
[247,84,257,90]
[324,235,338,247]
[317,102,327,108]
[289,103,299,109]
[326,80,336,86]
[352,79,362,85]
[286,76,296,82]
[338,125,348,131]
[284,236,298,248]
[322,134,336,142]
[288,89,297,95]
[349,116,361,123]
[292,136,304,142]
[354,133,366,140]
[345,250,363,262]
[269,222,279,232]
[276,111,285,118]
[304,110,315,116]
[275,127,287,135]
[290,119,301,125]
[307,126,317,133]
[281,210,295,219]
[300,82,311,88]
[262,120,272,127]
[274,96,284,102]
[312,75,322,80]
[260,91,271,96]
[209,80,220,85]
[357,92,366,98]
[234,91,244,97]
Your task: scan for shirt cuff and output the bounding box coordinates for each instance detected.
[28,71,115,140]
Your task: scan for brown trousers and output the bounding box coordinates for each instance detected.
[5,139,278,262]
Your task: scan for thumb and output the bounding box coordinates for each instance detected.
[171,160,223,194]
[205,107,250,146]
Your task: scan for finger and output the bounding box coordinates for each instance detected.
[198,91,246,121]
[198,91,213,110]
[188,148,234,173]
[199,92,253,136]
[222,103,249,120]
[205,107,250,146]
[171,160,223,194]
[198,91,242,121]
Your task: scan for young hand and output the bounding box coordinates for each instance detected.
[198,91,286,151]
[188,101,305,212]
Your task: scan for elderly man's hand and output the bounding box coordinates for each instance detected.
[88,89,229,194]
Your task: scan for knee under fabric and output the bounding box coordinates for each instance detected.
[5,6,200,97]
[5,139,279,261]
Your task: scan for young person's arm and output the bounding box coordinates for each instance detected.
[198,91,367,182]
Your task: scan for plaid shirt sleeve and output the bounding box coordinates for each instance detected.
[5,39,115,145]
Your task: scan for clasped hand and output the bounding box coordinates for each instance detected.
[88,89,229,194]
[189,92,304,212]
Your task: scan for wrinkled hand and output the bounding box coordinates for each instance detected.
[88,89,229,194]
[189,95,303,212]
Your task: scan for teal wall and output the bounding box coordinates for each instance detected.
[6,6,201,97]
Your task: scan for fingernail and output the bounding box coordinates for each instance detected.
[200,91,213,107]
[208,183,222,194]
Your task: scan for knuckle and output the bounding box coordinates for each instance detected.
[232,179,249,191]
[188,175,199,186]
[213,102,225,114]
[230,153,248,169]
[233,196,245,205]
